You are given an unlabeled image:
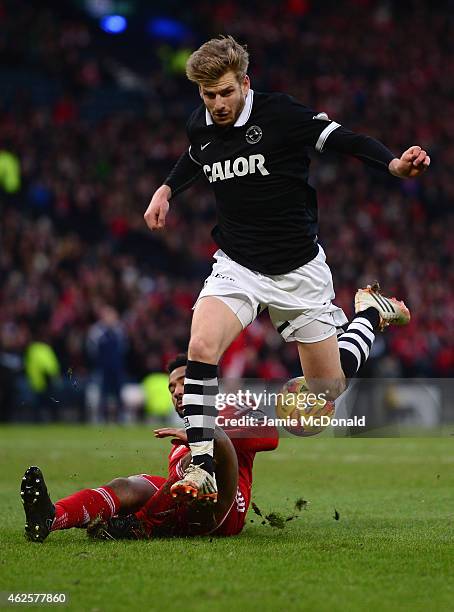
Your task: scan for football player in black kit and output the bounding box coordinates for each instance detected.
[144,36,430,502]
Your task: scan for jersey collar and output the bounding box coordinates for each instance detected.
[205,89,254,127]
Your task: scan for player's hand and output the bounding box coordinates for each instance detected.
[154,427,187,442]
[144,185,171,230]
[388,146,430,178]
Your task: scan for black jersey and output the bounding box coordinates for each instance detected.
[165,90,395,275]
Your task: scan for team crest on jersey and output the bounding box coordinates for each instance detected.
[246,125,262,144]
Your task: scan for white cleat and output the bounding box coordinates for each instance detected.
[355,281,411,331]
[170,464,218,504]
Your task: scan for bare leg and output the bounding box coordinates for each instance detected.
[107,477,161,515]
[297,334,346,400]
[188,296,243,364]
[179,296,243,483]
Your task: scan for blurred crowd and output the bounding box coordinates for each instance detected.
[0,0,453,422]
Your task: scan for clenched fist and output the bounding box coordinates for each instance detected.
[388,146,430,179]
[144,185,171,230]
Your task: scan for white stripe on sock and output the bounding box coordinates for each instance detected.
[347,321,375,343]
[190,440,215,458]
[182,394,217,407]
[352,317,374,331]
[94,488,115,515]
[341,332,370,357]
[95,488,115,515]
[185,377,218,386]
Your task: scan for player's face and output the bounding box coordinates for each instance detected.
[168,365,186,418]
[200,71,250,127]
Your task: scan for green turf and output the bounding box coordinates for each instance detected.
[1,426,453,611]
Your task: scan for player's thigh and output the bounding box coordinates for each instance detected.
[107,476,156,513]
[297,334,345,398]
[189,296,244,364]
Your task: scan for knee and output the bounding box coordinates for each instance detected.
[106,477,130,495]
[326,377,347,401]
[188,335,219,364]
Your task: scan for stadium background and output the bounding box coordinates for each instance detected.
[0,0,453,424]
[1,3,454,611]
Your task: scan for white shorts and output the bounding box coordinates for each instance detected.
[195,247,348,343]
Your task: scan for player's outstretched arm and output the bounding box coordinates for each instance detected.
[388,146,430,179]
[318,122,431,179]
[154,427,187,441]
[144,185,171,230]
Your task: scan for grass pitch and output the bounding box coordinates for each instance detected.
[1,426,453,611]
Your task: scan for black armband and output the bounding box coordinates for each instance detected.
[323,126,396,172]
[164,150,203,198]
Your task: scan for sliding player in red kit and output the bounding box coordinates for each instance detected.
[20,354,278,541]
[106,409,277,540]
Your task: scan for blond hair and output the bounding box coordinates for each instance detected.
[186,35,249,87]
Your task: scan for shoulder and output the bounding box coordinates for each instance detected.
[277,92,317,118]
[253,91,289,112]
[253,91,316,122]
[186,104,208,140]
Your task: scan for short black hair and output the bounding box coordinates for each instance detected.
[167,353,188,373]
